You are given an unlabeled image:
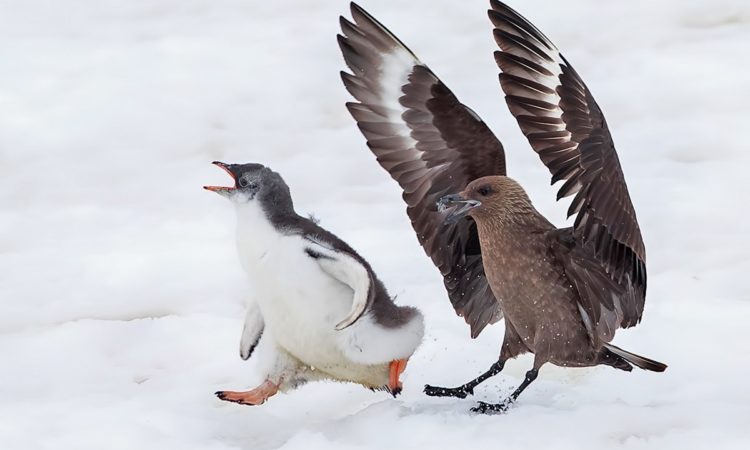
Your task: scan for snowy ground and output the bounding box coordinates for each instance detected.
[1,0,749,448]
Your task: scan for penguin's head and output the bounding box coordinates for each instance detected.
[204,161,294,212]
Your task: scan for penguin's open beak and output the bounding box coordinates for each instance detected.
[437,193,480,224]
[204,161,237,197]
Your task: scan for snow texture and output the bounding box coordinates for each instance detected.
[1,0,748,449]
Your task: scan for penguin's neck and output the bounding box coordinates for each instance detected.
[234,200,285,260]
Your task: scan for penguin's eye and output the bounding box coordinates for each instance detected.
[477,186,492,196]
[239,178,249,187]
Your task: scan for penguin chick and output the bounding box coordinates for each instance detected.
[204,161,424,405]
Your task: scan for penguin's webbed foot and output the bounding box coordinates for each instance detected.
[388,359,408,396]
[215,380,279,406]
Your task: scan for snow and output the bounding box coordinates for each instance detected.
[1,0,748,448]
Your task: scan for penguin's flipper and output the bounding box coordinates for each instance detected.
[303,240,374,330]
[240,301,265,360]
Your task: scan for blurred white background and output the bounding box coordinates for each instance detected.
[1,0,748,449]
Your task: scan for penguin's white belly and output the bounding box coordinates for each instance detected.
[239,232,387,383]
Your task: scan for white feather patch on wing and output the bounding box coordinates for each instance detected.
[240,301,264,360]
[377,47,420,151]
[340,7,427,162]
[304,241,373,331]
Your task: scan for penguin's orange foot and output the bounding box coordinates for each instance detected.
[388,359,408,397]
[215,380,279,406]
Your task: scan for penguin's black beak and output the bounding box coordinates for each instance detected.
[204,161,238,197]
[438,194,480,224]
